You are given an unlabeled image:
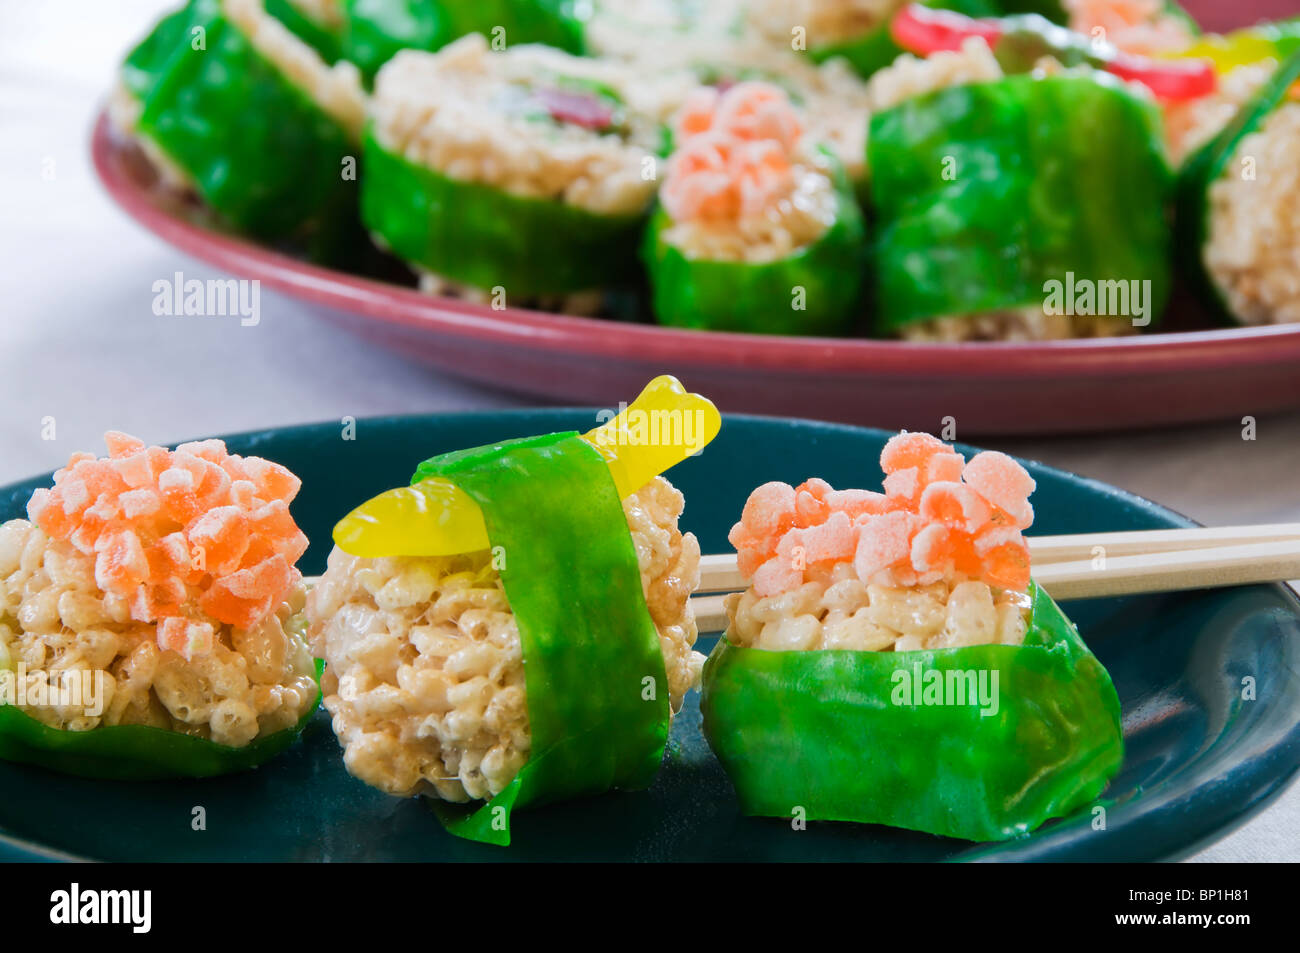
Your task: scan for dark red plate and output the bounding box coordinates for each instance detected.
[89,1,1300,435]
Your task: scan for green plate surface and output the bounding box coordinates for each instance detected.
[0,411,1296,861]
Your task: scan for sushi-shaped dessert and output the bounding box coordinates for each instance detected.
[340,0,588,82]
[644,82,866,335]
[362,34,676,311]
[701,432,1124,841]
[588,3,880,197]
[1175,47,1300,326]
[741,0,1003,80]
[867,14,1179,340]
[0,434,319,779]
[307,377,719,845]
[112,0,365,254]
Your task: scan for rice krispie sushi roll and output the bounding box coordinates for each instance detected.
[362,34,673,309]
[0,434,318,779]
[866,34,1174,340]
[341,0,588,82]
[701,431,1124,841]
[112,0,365,255]
[644,82,866,335]
[1176,48,1300,327]
[307,377,719,845]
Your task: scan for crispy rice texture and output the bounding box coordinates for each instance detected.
[369,35,678,217]
[726,564,1030,653]
[0,520,317,746]
[307,476,704,801]
[1204,102,1300,325]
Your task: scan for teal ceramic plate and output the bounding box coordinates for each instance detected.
[0,412,1297,861]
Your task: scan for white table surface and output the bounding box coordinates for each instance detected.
[2,0,1295,862]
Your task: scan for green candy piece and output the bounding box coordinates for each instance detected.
[0,660,321,781]
[413,433,669,846]
[643,158,867,336]
[1269,18,1300,57]
[265,0,346,63]
[1175,49,1300,326]
[341,0,586,81]
[808,0,999,79]
[700,582,1123,841]
[122,0,360,251]
[361,128,645,295]
[867,74,1172,333]
[992,0,1067,21]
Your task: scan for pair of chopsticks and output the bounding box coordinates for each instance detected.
[689,523,1300,633]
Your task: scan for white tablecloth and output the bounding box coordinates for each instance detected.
[1,0,1295,862]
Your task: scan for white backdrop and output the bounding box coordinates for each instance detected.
[0,0,1296,861]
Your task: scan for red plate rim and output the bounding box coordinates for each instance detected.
[90,110,1300,382]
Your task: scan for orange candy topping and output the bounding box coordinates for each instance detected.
[26,433,307,655]
[661,82,805,224]
[729,432,1037,597]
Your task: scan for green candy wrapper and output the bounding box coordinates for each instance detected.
[0,660,321,781]
[121,0,361,251]
[868,73,1172,334]
[1174,49,1300,326]
[361,128,645,295]
[701,582,1123,841]
[412,433,669,846]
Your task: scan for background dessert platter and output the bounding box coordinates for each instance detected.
[92,0,1300,435]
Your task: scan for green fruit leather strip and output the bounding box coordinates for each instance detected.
[124,0,358,241]
[1175,49,1300,325]
[867,74,1172,332]
[362,128,644,295]
[265,0,346,63]
[643,158,867,336]
[413,433,669,846]
[342,0,584,81]
[0,659,322,781]
[700,582,1124,841]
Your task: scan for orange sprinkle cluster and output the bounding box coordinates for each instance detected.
[728,432,1036,598]
[661,81,804,224]
[26,433,308,653]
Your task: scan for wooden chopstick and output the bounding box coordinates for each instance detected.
[304,524,1299,633]
[690,536,1300,632]
[1028,539,1300,601]
[691,594,730,636]
[695,524,1300,594]
[1025,523,1300,565]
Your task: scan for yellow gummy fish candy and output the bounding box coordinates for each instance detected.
[332,376,721,558]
